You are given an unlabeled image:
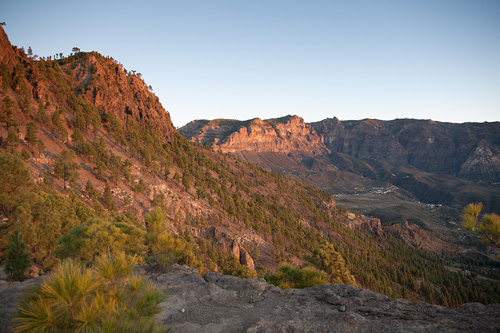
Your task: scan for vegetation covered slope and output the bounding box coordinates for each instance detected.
[180,115,500,250]
[1,26,499,308]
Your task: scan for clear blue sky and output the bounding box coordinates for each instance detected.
[2,0,499,127]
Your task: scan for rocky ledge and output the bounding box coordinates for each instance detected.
[1,265,499,332]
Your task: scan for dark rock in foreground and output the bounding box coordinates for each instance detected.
[154,265,499,333]
[0,277,43,333]
[1,265,499,332]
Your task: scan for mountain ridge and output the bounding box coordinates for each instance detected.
[181,115,500,183]
[180,115,500,214]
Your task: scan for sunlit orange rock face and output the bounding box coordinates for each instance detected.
[182,115,329,154]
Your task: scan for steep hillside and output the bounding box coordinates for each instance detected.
[0,26,373,280]
[1,26,500,310]
[180,116,500,288]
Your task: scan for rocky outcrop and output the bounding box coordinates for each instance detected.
[202,227,255,271]
[3,265,498,332]
[0,25,175,140]
[182,115,329,155]
[342,213,383,235]
[0,27,21,71]
[459,140,500,182]
[73,54,175,138]
[138,266,500,332]
[0,276,44,333]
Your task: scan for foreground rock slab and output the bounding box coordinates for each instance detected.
[152,265,500,333]
[1,265,499,332]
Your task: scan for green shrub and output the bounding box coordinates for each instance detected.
[265,264,329,289]
[56,217,146,263]
[14,252,165,332]
[144,207,204,273]
[219,254,256,278]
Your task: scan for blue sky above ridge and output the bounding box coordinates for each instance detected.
[2,0,499,127]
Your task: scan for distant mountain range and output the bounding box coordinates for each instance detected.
[180,115,500,220]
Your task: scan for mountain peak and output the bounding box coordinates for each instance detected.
[0,26,21,69]
[459,139,500,181]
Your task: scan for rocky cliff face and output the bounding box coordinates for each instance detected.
[312,117,500,182]
[458,140,500,182]
[2,265,499,333]
[0,27,20,70]
[73,54,175,137]
[182,115,329,155]
[313,117,409,165]
[202,227,256,271]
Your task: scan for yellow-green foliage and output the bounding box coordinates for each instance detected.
[461,202,483,231]
[218,254,256,278]
[145,207,203,272]
[266,241,356,290]
[265,264,329,289]
[149,233,189,267]
[8,190,89,270]
[0,152,34,213]
[480,213,500,249]
[176,242,204,273]
[461,202,500,252]
[14,252,165,332]
[56,217,146,263]
[310,241,356,285]
[144,207,168,242]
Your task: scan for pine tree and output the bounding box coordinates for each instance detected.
[85,179,100,199]
[0,152,34,213]
[2,96,15,130]
[14,253,165,332]
[71,127,85,153]
[461,202,500,251]
[309,241,356,286]
[103,182,116,211]
[24,122,38,150]
[36,101,49,127]
[5,130,19,152]
[54,149,80,190]
[20,148,30,161]
[5,230,31,281]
